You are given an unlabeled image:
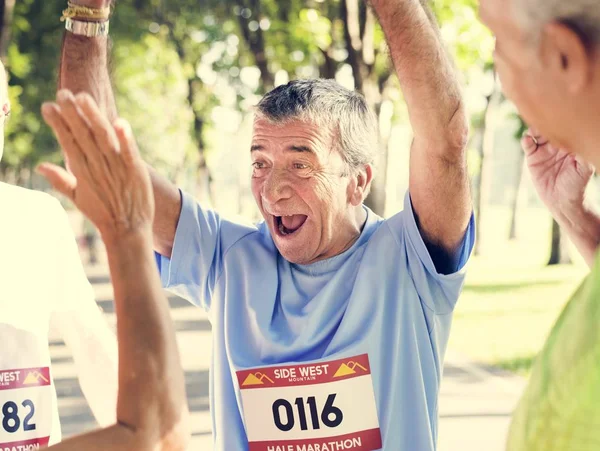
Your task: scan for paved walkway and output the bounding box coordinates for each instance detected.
[50,258,525,450]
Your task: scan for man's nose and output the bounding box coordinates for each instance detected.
[261,169,293,205]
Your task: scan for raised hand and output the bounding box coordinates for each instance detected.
[37,90,154,246]
[522,128,594,216]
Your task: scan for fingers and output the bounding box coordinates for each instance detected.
[56,91,97,155]
[36,163,77,200]
[55,91,115,187]
[521,133,538,155]
[73,91,121,157]
[521,128,550,156]
[41,102,87,174]
[114,118,140,168]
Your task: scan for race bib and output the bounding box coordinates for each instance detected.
[237,354,382,451]
[0,367,52,451]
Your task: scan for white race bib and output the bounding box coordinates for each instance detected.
[237,354,382,451]
[0,367,52,450]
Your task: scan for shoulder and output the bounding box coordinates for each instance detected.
[1,183,64,215]
[0,183,71,237]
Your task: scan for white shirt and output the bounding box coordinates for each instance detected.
[0,182,117,447]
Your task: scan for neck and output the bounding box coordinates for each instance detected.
[335,205,368,256]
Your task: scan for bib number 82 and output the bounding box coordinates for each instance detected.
[272,394,343,432]
[2,400,36,433]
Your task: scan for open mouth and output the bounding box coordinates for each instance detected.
[274,214,308,236]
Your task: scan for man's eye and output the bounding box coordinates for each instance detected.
[252,162,265,169]
[293,163,309,170]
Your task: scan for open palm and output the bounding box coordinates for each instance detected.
[522,130,594,214]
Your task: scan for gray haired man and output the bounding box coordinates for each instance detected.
[480,0,600,449]
[58,0,474,449]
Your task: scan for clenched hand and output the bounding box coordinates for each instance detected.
[522,128,594,216]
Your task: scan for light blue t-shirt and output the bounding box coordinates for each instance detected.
[157,191,474,451]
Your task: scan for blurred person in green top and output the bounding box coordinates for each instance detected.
[479,0,600,450]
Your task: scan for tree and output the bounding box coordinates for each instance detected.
[470,66,497,256]
[0,0,15,57]
[508,116,528,240]
[1,1,64,186]
[548,218,572,265]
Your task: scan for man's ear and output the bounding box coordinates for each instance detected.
[542,22,593,94]
[348,164,373,206]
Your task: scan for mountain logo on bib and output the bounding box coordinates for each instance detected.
[242,372,275,386]
[333,361,368,378]
[23,370,50,385]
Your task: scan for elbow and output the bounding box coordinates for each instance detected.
[418,101,469,161]
[125,405,191,451]
[444,101,469,154]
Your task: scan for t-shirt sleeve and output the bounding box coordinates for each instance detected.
[155,190,255,312]
[388,191,475,315]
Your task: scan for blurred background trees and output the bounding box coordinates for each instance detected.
[0,0,585,264]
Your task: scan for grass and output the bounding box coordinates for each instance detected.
[446,206,589,376]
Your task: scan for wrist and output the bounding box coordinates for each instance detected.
[68,0,111,8]
[101,225,153,254]
[552,199,589,223]
[554,201,600,241]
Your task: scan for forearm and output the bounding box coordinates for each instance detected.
[103,229,188,447]
[61,20,181,255]
[554,205,600,268]
[147,165,182,258]
[370,0,467,150]
[60,33,117,123]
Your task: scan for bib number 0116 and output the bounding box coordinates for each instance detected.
[272,394,343,432]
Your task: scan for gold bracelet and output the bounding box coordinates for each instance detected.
[61,2,111,22]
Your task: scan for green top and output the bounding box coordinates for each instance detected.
[506,256,600,450]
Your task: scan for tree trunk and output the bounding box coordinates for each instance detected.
[319,48,337,79]
[165,22,215,207]
[473,87,496,256]
[508,151,525,240]
[0,0,15,58]
[236,0,274,93]
[195,157,214,208]
[364,136,389,215]
[342,0,388,215]
[548,219,572,265]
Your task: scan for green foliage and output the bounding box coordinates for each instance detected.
[2,0,64,171]
[111,32,196,178]
[1,0,505,188]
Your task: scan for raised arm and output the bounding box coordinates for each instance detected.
[37,91,189,450]
[60,0,181,257]
[370,0,471,267]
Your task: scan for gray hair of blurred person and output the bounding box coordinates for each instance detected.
[256,79,380,177]
[517,0,600,49]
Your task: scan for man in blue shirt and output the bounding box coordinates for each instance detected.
[58,0,474,449]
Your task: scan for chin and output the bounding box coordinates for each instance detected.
[273,239,312,264]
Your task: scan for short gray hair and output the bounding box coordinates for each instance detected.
[516,0,600,48]
[256,79,379,173]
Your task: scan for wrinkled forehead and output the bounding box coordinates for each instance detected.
[252,114,333,143]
